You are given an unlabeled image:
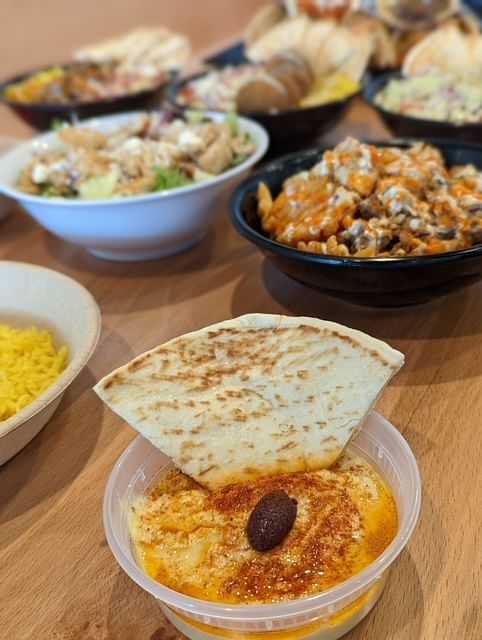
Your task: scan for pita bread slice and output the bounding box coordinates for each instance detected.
[95,314,404,490]
[302,20,338,76]
[246,15,311,63]
[319,28,372,82]
[344,14,398,70]
[245,2,287,46]
[74,27,191,73]
[402,25,482,79]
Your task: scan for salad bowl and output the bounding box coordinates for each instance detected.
[0,111,269,261]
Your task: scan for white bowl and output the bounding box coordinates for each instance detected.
[0,261,101,464]
[0,137,18,221]
[0,112,269,261]
[104,412,421,640]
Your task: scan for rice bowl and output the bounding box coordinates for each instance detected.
[0,261,101,464]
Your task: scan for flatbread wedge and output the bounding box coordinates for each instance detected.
[245,2,287,46]
[95,314,404,490]
[402,24,482,79]
[246,16,312,65]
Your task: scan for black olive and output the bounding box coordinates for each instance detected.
[247,490,297,552]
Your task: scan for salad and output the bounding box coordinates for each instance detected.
[17,113,256,199]
[177,53,359,114]
[375,73,482,125]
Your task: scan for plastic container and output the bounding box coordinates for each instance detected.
[103,412,422,640]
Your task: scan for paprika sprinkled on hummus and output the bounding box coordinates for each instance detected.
[129,450,397,604]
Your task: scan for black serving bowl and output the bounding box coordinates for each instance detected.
[364,71,482,145]
[166,72,359,156]
[466,0,482,15]
[230,140,482,307]
[203,41,248,67]
[0,65,169,131]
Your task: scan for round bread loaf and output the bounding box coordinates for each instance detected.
[236,50,315,113]
[236,74,292,113]
[269,50,314,83]
[268,63,307,105]
[272,60,312,92]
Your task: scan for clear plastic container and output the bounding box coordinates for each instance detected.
[103,412,421,640]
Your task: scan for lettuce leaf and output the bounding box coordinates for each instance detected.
[225,111,239,136]
[185,110,205,124]
[153,167,192,191]
[41,183,63,197]
[50,118,67,131]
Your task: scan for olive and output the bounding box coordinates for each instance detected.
[247,490,297,552]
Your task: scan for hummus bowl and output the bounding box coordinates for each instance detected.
[103,411,421,640]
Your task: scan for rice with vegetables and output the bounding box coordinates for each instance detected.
[18,113,256,199]
[0,324,68,421]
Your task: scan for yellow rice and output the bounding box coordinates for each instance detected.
[0,324,68,421]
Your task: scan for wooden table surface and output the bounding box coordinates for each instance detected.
[1,4,481,640]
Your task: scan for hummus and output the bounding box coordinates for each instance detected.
[129,450,397,605]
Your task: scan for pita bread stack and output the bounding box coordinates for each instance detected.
[247,15,313,64]
[74,27,191,76]
[95,314,403,490]
[246,15,372,81]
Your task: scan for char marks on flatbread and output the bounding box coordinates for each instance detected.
[95,314,404,490]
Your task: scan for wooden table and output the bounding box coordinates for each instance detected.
[1,6,481,640]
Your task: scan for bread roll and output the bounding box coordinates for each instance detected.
[236,75,292,112]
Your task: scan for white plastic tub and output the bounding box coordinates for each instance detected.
[103,412,421,639]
